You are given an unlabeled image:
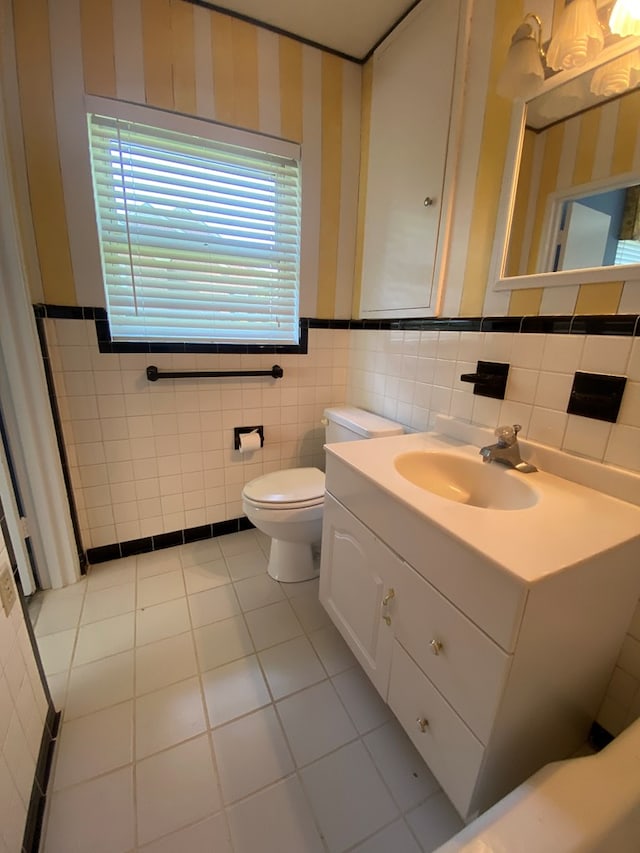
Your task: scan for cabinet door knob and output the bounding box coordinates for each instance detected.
[423,196,434,207]
[430,639,443,655]
[381,588,395,625]
[416,717,429,732]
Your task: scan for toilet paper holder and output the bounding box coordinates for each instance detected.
[234,425,264,450]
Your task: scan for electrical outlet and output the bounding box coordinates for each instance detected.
[0,566,16,616]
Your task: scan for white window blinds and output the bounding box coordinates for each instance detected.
[88,114,301,344]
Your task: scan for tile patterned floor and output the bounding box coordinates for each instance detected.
[33,529,463,852]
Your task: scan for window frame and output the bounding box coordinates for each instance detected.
[85,96,303,350]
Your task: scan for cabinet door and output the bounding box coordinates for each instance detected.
[360,0,461,317]
[319,495,399,698]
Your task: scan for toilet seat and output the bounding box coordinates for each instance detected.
[242,467,325,510]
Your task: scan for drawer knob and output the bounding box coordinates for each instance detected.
[381,588,395,626]
[430,639,443,656]
[416,717,429,732]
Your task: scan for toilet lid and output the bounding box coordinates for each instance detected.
[243,467,325,505]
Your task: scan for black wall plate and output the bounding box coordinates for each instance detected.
[567,372,627,423]
[460,361,510,399]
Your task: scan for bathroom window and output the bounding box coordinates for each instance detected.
[87,111,301,345]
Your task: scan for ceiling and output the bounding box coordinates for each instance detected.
[194,0,419,61]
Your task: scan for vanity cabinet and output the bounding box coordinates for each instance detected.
[319,495,396,697]
[319,450,640,821]
[359,0,466,318]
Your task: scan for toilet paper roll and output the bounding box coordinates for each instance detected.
[239,431,262,453]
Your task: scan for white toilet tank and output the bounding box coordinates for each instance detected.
[323,406,404,443]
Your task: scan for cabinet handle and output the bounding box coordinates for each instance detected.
[430,639,443,656]
[381,588,395,625]
[423,196,434,207]
[416,717,429,732]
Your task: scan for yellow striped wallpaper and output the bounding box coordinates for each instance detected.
[9,0,639,317]
[11,0,359,317]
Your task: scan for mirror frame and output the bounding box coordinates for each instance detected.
[492,37,640,294]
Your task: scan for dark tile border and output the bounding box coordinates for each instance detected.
[36,306,640,338]
[22,705,60,853]
[86,517,255,565]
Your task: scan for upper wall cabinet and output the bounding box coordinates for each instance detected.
[359,0,468,319]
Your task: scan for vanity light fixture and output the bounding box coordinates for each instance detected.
[546,0,604,71]
[609,0,640,36]
[496,13,546,100]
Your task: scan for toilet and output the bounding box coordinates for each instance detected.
[242,406,404,583]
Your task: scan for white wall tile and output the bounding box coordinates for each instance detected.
[563,415,612,461]
[534,372,573,411]
[580,336,632,376]
[541,334,584,374]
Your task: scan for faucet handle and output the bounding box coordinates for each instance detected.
[494,424,521,444]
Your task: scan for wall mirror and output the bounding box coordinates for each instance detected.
[494,36,640,292]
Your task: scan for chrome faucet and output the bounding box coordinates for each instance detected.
[479,424,537,473]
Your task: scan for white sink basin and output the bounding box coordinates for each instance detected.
[393,451,539,510]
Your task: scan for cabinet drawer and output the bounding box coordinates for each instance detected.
[394,561,510,743]
[388,641,483,818]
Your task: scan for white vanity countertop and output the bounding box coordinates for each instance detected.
[325,429,640,585]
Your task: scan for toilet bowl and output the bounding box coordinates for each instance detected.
[242,406,403,583]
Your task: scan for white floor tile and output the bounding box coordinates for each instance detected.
[65,651,134,720]
[227,775,324,853]
[406,792,464,853]
[364,720,440,811]
[225,549,268,581]
[183,559,230,594]
[217,529,260,556]
[86,557,136,591]
[202,655,271,727]
[288,586,331,633]
[276,680,357,766]
[136,632,198,696]
[135,676,206,759]
[282,576,320,600]
[44,767,135,853]
[136,735,221,846]
[136,597,191,646]
[188,583,240,628]
[332,666,392,734]
[81,582,135,625]
[37,629,77,676]
[179,538,223,568]
[259,636,326,700]
[137,570,185,608]
[138,812,232,853]
[233,573,285,611]
[52,701,133,790]
[194,616,254,672]
[34,595,84,637]
[137,549,182,579]
[351,819,422,853]
[244,599,304,650]
[73,612,135,666]
[46,672,68,711]
[213,706,294,804]
[300,740,399,852]
[36,537,463,853]
[309,623,357,676]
